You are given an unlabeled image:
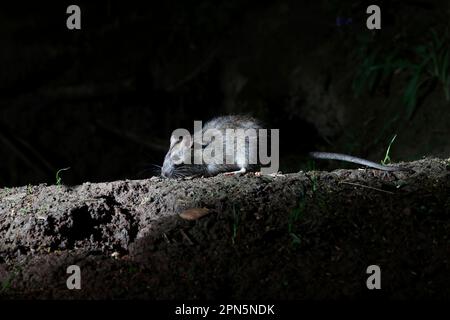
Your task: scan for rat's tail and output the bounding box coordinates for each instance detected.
[309,152,400,171]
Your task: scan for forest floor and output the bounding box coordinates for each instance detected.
[0,158,449,299]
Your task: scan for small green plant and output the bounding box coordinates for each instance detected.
[352,45,400,97]
[56,167,70,185]
[424,29,450,100]
[381,134,397,165]
[290,233,301,246]
[353,28,450,121]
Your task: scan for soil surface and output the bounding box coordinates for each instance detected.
[0,158,449,299]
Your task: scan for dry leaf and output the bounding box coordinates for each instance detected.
[179,207,210,220]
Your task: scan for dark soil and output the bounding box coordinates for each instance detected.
[0,158,449,299]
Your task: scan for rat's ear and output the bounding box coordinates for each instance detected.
[171,129,192,147]
[182,135,193,148]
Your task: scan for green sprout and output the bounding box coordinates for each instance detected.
[290,233,301,246]
[56,167,71,185]
[382,134,397,165]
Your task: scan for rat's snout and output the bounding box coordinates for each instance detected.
[162,132,192,178]
[161,164,173,178]
[161,157,175,178]
[161,169,173,178]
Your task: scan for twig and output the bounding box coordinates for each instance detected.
[339,181,395,194]
[162,232,171,244]
[180,229,194,245]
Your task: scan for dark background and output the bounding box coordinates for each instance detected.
[1,0,449,187]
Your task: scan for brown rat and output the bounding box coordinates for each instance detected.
[161,115,404,178]
[161,115,262,178]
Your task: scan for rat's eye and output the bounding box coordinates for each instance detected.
[174,136,183,144]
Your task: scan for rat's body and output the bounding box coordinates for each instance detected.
[161,115,403,178]
[161,115,261,178]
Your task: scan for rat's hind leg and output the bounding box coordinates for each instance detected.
[224,167,246,176]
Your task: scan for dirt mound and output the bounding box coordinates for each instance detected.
[0,158,449,299]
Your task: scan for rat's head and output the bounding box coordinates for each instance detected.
[161,130,194,178]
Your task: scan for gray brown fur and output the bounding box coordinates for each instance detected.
[161,115,262,178]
